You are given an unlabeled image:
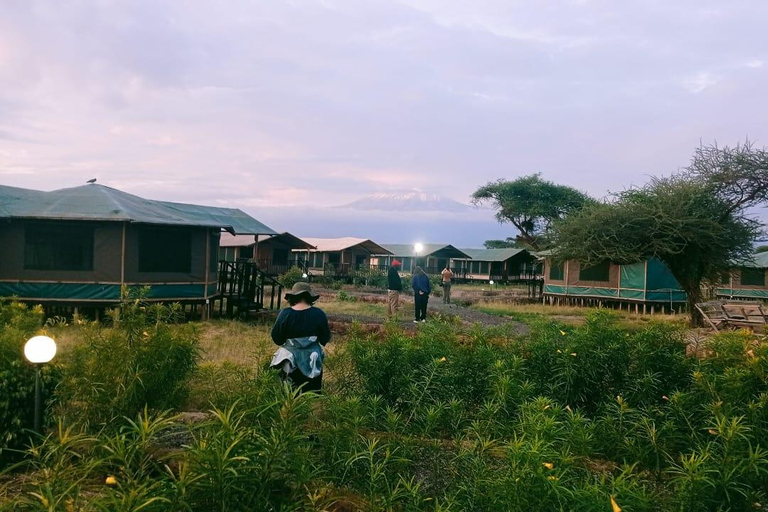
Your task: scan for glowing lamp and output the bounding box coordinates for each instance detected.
[302,273,308,278]
[24,336,57,364]
[414,243,424,254]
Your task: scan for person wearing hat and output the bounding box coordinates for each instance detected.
[270,282,331,393]
[387,259,403,318]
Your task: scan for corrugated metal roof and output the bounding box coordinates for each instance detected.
[379,243,471,259]
[739,251,768,268]
[300,237,391,254]
[0,184,276,235]
[455,248,528,262]
[220,232,315,249]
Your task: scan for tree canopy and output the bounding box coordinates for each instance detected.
[472,174,593,251]
[553,141,768,325]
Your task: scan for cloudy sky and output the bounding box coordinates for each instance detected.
[1,1,767,245]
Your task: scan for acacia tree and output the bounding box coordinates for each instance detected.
[554,141,768,325]
[472,174,593,251]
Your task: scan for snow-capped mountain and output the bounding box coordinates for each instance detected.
[339,190,470,213]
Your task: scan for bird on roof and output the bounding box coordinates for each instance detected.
[86,178,97,184]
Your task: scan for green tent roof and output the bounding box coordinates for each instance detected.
[455,248,530,262]
[738,251,768,268]
[0,184,276,235]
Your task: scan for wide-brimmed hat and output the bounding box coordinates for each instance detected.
[284,282,320,302]
[391,260,402,267]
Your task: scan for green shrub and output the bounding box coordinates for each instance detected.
[54,297,199,429]
[337,290,357,302]
[351,267,388,288]
[0,301,58,464]
[278,266,305,289]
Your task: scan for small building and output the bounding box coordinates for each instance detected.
[376,244,471,274]
[0,183,276,308]
[717,252,768,300]
[453,248,538,282]
[219,232,315,276]
[297,237,392,276]
[542,257,686,311]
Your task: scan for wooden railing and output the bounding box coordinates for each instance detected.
[217,260,283,317]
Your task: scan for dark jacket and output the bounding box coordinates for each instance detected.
[412,274,431,295]
[387,267,403,291]
[271,307,332,346]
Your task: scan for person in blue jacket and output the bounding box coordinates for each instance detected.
[411,266,431,323]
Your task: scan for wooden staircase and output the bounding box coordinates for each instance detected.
[217,260,284,318]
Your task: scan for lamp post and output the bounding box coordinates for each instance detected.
[24,335,57,434]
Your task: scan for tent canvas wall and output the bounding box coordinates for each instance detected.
[718,252,768,300]
[543,258,686,304]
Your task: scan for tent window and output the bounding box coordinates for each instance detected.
[480,262,490,274]
[139,228,192,273]
[721,273,731,285]
[549,262,564,281]
[580,261,610,282]
[741,268,765,286]
[24,223,94,271]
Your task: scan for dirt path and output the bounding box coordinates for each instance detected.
[325,296,529,334]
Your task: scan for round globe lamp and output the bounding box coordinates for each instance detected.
[24,335,57,433]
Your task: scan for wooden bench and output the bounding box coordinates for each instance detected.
[696,300,767,331]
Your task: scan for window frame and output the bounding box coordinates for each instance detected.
[579,260,611,282]
[24,222,95,272]
[138,227,193,274]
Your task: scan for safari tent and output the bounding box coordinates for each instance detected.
[297,237,392,276]
[542,257,686,310]
[0,183,276,306]
[717,251,768,300]
[219,232,315,276]
[375,244,471,274]
[452,248,538,282]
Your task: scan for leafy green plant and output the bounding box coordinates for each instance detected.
[55,296,199,429]
[0,301,57,465]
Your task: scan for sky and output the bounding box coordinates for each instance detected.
[1,1,767,245]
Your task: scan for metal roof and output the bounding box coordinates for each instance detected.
[455,248,530,262]
[299,237,392,254]
[379,243,471,259]
[0,184,277,235]
[738,251,768,268]
[220,232,315,249]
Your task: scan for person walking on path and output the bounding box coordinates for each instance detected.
[270,282,331,393]
[441,266,454,304]
[387,259,403,318]
[412,266,431,323]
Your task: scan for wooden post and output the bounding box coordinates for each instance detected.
[121,223,127,290]
[203,229,211,321]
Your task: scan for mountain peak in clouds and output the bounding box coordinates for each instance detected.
[339,190,470,213]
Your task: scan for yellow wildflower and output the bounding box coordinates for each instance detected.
[611,496,622,512]
[662,395,669,401]
[438,357,447,363]
[557,349,562,354]
[570,353,577,357]
[547,475,558,481]
[559,330,567,336]
[542,462,554,470]
[708,429,718,435]
[105,475,117,486]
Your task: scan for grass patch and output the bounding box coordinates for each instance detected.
[474,302,686,329]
